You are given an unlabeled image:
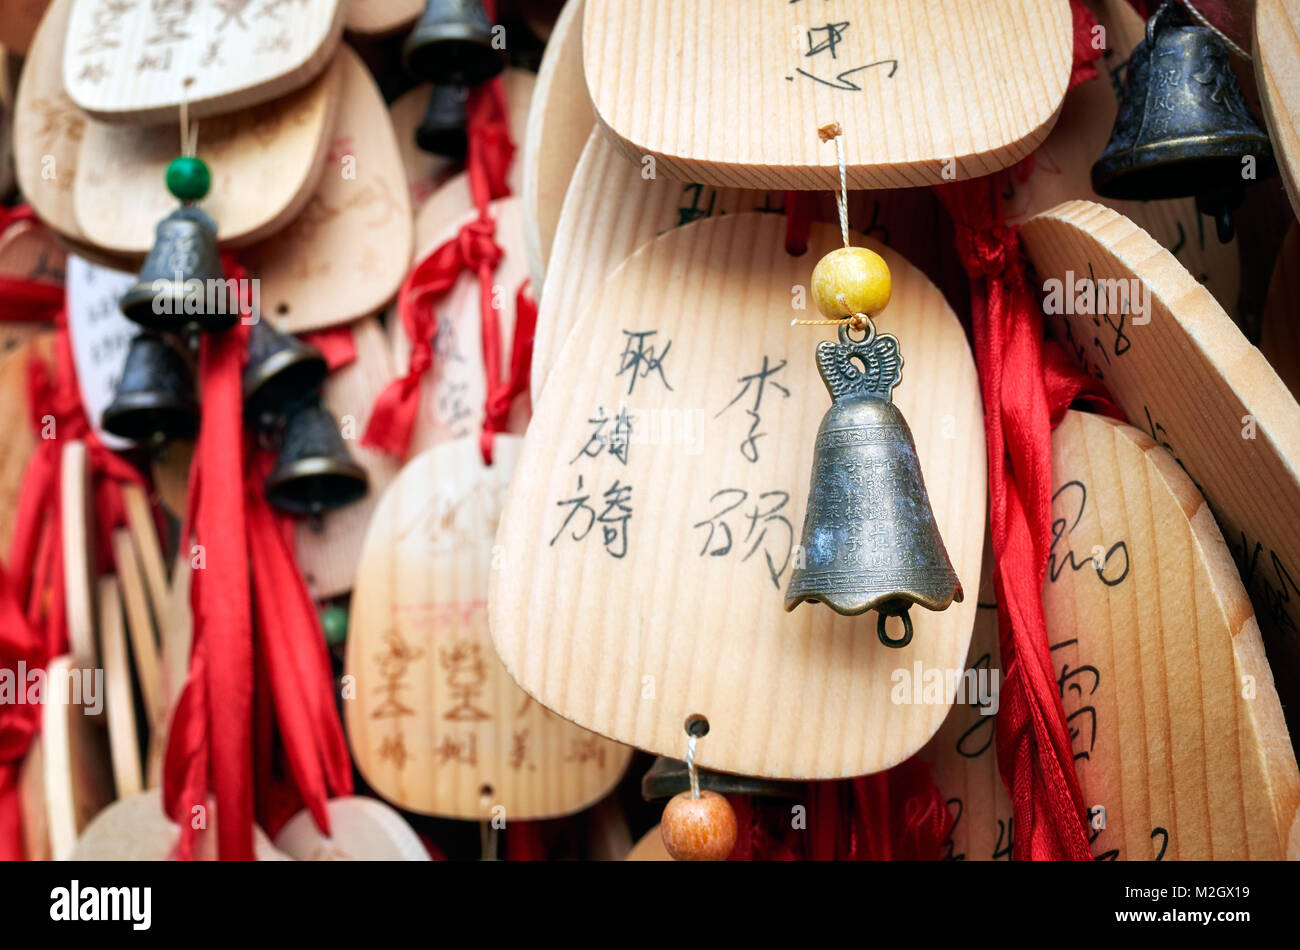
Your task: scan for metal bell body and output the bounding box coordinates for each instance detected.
[265,401,368,518]
[785,327,961,646]
[101,332,199,446]
[243,317,328,429]
[403,0,507,86]
[415,84,469,158]
[640,757,802,802]
[119,206,235,334]
[1091,1,1275,241]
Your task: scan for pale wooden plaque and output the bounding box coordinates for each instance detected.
[1021,200,1300,744]
[273,796,429,860]
[582,0,1073,189]
[98,575,142,800]
[345,435,632,819]
[394,197,531,459]
[61,440,97,669]
[625,824,672,861]
[241,46,412,334]
[65,254,140,451]
[13,0,87,243]
[42,654,115,860]
[1043,411,1299,859]
[344,0,420,36]
[295,316,400,600]
[522,0,592,292]
[490,214,986,778]
[1257,0,1300,222]
[1004,0,1240,318]
[0,334,52,559]
[74,51,343,255]
[63,0,344,125]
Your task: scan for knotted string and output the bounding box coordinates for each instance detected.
[479,279,536,465]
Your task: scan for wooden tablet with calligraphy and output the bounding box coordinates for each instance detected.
[74,52,343,255]
[61,440,97,669]
[295,316,400,600]
[1256,0,1300,222]
[914,533,1013,861]
[582,0,1073,190]
[272,796,430,860]
[1043,411,1299,859]
[345,436,631,819]
[98,575,142,800]
[241,46,412,335]
[522,0,592,292]
[1021,199,1300,743]
[65,255,140,451]
[0,334,52,559]
[1004,0,1239,317]
[395,197,531,458]
[492,213,985,778]
[62,0,344,125]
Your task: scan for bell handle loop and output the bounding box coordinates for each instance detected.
[839,318,875,347]
[877,609,913,649]
[1147,0,1174,45]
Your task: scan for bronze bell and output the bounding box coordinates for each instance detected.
[1092,0,1276,243]
[101,332,199,447]
[403,0,508,86]
[265,400,368,519]
[415,85,470,158]
[785,326,962,648]
[243,317,328,430]
[119,206,236,334]
[640,757,803,802]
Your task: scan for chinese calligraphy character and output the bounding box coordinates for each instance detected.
[440,641,491,722]
[571,406,634,465]
[597,481,633,559]
[693,489,794,588]
[616,330,673,396]
[716,356,789,463]
[371,629,424,720]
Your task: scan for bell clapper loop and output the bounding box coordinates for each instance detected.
[877,606,915,650]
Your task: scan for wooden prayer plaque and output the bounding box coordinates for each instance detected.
[1044,411,1299,859]
[345,436,631,820]
[395,197,532,458]
[74,52,343,255]
[625,825,672,861]
[1021,199,1300,743]
[241,47,412,334]
[582,0,1073,189]
[1004,0,1240,317]
[915,533,1012,861]
[14,0,87,243]
[98,575,142,800]
[344,0,421,36]
[522,0,592,292]
[65,254,140,452]
[0,334,52,560]
[42,654,115,860]
[61,440,97,669]
[1256,0,1300,222]
[295,317,400,600]
[272,796,430,860]
[62,0,344,125]
[491,214,986,778]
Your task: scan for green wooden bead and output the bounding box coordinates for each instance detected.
[321,605,349,646]
[165,155,211,202]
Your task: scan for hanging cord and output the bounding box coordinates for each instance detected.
[790,122,875,338]
[179,77,200,158]
[1177,0,1250,60]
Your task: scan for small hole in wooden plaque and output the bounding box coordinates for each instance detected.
[479,783,494,799]
[276,303,290,316]
[684,714,709,738]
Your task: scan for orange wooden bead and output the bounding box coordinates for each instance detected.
[660,790,738,861]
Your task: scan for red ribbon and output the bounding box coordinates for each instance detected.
[364,24,515,459]
[929,0,1120,860]
[479,279,536,464]
[302,326,356,371]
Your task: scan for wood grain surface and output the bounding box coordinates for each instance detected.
[582,0,1073,189]
[1256,0,1300,221]
[63,0,345,124]
[491,213,986,778]
[346,435,632,819]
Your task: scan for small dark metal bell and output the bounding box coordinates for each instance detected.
[640,757,803,802]
[101,332,199,446]
[265,400,368,519]
[243,317,328,429]
[119,206,235,334]
[785,326,962,648]
[403,0,508,86]
[415,85,470,158]
[1092,0,1277,242]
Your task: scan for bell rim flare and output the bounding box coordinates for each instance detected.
[264,457,369,515]
[783,574,963,616]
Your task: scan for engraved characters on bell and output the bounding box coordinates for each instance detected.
[1041,269,1149,325]
[890,662,1000,715]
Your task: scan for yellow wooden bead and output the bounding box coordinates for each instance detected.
[660,790,738,861]
[811,246,892,319]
